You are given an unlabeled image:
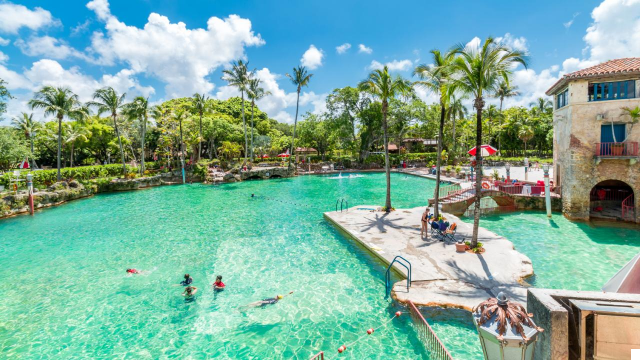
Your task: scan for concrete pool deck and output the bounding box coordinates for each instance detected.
[324,206,534,311]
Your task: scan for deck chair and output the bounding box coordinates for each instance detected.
[430,221,440,238]
[444,223,458,242]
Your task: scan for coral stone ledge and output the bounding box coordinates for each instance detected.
[324,206,533,311]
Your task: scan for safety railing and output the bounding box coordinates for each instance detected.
[590,188,632,201]
[335,198,349,212]
[434,183,462,199]
[309,351,324,360]
[385,256,411,298]
[595,142,639,157]
[622,194,635,221]
[407,300,454,360]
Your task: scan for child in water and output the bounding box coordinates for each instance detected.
[183,286,198,300]
[126,268,140,274]
[181,274,193,286]
[213,275,225,291]
[241,291,294,310]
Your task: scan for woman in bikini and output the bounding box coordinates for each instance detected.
[420,208,430,238]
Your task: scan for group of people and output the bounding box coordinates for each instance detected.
[420,208,457,240]
[126,269,291,309]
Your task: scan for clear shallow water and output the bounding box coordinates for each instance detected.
[464,211,640,290]
[0,173,456,359]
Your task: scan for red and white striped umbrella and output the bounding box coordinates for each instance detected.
[467,145,498,157]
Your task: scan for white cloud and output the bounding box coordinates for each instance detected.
[0,37,9,46]
[0,3,58,34]
[358,44,372,54]
[86,0,264,97]
[563,12,580,28]
[0,50,8,63]
[583,0,640,62]
[369,59,413,71]
[465,37,481,50]
[15,36,87,60]
[336,43,351,54]
[496,33,528,52]
[300,44,324,69]
[71,19,92,37]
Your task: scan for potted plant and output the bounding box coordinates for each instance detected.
[455,240,467,252]
[611,142,625,156]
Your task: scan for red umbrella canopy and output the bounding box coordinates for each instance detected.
[19,159,30,169]
[468,145,498,157]
[262,154,269,158]
[277,153,290,158]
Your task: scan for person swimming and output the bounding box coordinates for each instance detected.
[181,274,193,286]
[183,286,198,301]
[126,268,140,274]
[213,275,225,291]
[242,291,293,309]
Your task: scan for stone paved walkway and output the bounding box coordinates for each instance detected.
[324,206,533,310]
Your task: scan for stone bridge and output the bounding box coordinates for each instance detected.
[429,189,515,216]
[240,166,295,181]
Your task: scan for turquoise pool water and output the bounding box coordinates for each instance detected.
[0,173,460,359]
[467,211,640,290]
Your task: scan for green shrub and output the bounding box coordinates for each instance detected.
[0,164,137,188]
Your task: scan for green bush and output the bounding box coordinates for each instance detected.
[0,164,137,188]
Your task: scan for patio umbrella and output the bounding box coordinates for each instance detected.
[277,153,290,158]
[602,252,640,294]
[19,158,30,169]
[468,145,498,157]
[262,154,269,158]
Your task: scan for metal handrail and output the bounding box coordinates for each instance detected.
[309,351,324,360]
[335,198,349,212]
[385,256,411,298]
[407,300,454,360]
[622,194,635,221]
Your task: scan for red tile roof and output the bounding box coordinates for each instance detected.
[546,58,640,95]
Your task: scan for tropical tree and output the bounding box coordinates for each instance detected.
[618,106,640,143]
[28,86,89,181]
[358,65,413,212]
[247,77,271,161]
[484,104,500,145]
[493,81,520,152]
[123,96,150,174]
[0,78,11,117]
[87,87,128,177]
[448,95,468,163]
[286,66,313,168]
[12,112,40,169]
[62,122,90,167]
[451,37,528,247]
[518,125,534,153]
[173,106,189,183]
[191,93,210,161]
[530,97,552,114]
[414,49,455,218]
[222,60,250,164]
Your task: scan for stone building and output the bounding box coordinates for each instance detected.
[546,58,640,223]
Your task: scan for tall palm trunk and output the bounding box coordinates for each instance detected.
[382,100,392,212]
[241,91,247,164]
[179,120,185,183]
[250,101,255,161]
[140,116,146,175]
[113,114,127,177]
[433,101,446,218]
[70,143,75,168]
[198,112,203,162]
[498,99,503,153]
[288,90,301,168]
[452,116,457,163]
[471,97,485,248]
[29,135,37,169]
[57,114,63,181]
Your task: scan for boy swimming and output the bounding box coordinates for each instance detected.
[241,291,293,310]
[213,275,225,291]
[181,274,193,286]
[183,286,198,301]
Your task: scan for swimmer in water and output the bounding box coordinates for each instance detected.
[183,286,198,300]
[126,268,140,274]
[251,193,255,198]
[242,291,293,309]
[213,275,225,291]
[181,274,193,286]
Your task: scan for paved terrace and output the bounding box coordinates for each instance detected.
[324,207,533,310]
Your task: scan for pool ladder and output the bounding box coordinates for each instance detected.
[335,198,348,212]
[385,256,412,298]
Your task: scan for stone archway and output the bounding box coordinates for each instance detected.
[590,179,634,221]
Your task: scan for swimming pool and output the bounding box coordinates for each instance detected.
[0,173,450,359]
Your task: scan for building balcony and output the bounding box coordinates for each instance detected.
[594,142,639,164]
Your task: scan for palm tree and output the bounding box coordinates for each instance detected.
[191,93,210,161]
[414,49,455,218]
[448,95,468,163]
[286,66,314,168]
[358,66,413,212]
[451,37,528,247]
[222,60,250,164]
[62,122,89,167]
[518,125,534,154]
[123,96,150,174]
[485,104,500,145]
[173,107,189,184]
[493,81,520,152]
[530,97,552,114]
[12,112,40,169]
[247,77,271,162]
[28,86,88,181]
[87,87,128,177]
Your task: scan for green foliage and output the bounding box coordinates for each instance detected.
[0,127,30,170]
[0,164,137,188]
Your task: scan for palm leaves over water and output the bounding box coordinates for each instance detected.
[87,87,128,177]
[247,77,271,161]
[286,66,313,168]
[450,37,528,247]
[414,49,455,218]
[358,66,412,212]
[28,86,89,181]
[12,112,40,169]
[222,60,250,165]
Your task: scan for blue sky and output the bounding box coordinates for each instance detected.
[1,0,638,124]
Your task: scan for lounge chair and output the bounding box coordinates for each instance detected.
[444,223,458,242]
[430,221,441,238]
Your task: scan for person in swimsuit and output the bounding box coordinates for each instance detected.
[420,208,430,238]
[213,275,225,291]
[181,274,193,286]
[126,268,140,274]
[183,286,198,300]
[243,291,293,309]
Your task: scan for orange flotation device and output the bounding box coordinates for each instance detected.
[482,182,490,189]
